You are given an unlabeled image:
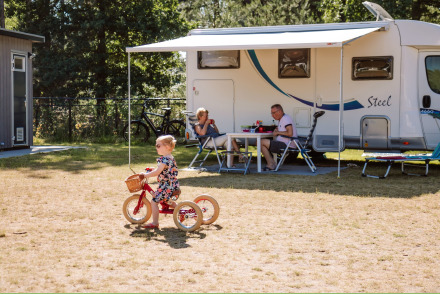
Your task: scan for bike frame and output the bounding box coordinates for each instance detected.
[133,181,175,215]
[138,102,172,137]
[132,171,193,217]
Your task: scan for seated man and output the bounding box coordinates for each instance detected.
[194,107,242,164]
[261,104,297,171]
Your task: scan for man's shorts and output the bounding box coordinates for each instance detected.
[269,140,287,153]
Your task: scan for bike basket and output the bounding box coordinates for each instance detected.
[125,174,144,193]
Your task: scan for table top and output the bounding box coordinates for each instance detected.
[226,132,274,138]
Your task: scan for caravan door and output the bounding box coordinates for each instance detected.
[419,53,440,149]
[192,79,235,132]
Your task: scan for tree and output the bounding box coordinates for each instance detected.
[241,0,317,26]
[179,0,244,28]
[179,0,319,28]
[1,0,4,28]
[319,0,440,24]
[7,0,191,99]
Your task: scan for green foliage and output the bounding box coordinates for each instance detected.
[427,69,440,94]
[7,0,190,99]
[179,0,320,28]
[319,0,440,24]
[178,0,439,28]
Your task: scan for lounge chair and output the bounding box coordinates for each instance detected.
[361,143,440,178]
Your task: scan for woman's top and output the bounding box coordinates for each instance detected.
[195,122,220,143]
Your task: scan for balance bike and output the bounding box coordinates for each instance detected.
[123,170,219,232]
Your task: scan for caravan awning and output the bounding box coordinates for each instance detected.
[126,27,382,52]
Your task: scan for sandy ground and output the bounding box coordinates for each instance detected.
[1,165,439,292]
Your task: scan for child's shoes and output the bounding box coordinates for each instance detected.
[143,223,159,229]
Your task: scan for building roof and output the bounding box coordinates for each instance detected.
[0,28,45,43]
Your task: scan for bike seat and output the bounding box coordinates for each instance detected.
[172,189,181,196]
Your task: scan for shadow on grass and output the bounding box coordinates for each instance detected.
[178,159,440,199]
[0,144,183,173]
[126,224,222,249]
[2,144,440,198]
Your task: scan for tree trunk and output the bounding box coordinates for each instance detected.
[0,0,5,28]
[96,0,107,121]
[411,0,422,20]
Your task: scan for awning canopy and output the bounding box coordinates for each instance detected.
[126,27,382,53]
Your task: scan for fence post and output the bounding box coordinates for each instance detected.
[114,99,119,132]
[68,99,72,141]
[34,98,40,131]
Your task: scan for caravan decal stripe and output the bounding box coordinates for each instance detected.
[247,50,287,96]
[247,50,364,111]
[421,108,440,119]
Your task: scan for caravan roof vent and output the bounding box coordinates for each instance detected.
[362,1,394,21]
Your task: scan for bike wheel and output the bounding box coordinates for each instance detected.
[193,195,220,225]
[123,121,151,144]
[173,201,203,232]
[123,195,152,224]
[164,120,186,144]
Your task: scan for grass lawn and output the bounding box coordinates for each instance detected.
[0,143,439,292]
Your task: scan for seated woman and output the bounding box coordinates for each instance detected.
[195,107,242,164]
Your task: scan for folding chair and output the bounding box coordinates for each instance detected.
[218,151,253,175]
[362,142,440,178]
[274,111,325,173]
[186,119,225,169]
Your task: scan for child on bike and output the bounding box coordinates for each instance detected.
[139,135,180,229]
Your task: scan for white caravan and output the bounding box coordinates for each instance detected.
[126,2,440,153]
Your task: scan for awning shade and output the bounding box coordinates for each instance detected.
[126,27,381,52]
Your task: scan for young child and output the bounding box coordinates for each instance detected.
[139,135,180,229]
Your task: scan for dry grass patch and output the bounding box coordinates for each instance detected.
[0,145,440,292]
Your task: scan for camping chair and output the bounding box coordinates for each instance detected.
[362,142,440,179]
[218,150,253,175]
[274,111,325,173]
[186,116,225,169]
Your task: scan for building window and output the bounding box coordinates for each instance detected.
[426,56,440,94]
[198,50,240,69]
[352,56,393,80]
[13,56,25,71]
[278,49,310,78]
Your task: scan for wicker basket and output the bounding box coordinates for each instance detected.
[125,174,144,193]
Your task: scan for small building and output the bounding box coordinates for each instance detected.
[0,28,44,150]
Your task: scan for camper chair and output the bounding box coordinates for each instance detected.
[274,111,325,173]
[361,142,440,179]
[218,150,253,175]
[186,116,225,169]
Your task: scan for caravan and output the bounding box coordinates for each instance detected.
[127,2,440,154]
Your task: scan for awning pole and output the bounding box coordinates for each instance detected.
[128,52,131,170]
[338,46,344,178]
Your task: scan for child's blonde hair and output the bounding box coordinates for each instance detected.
[157,135,176,150]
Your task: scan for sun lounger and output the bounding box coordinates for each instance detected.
[362,143,440,179]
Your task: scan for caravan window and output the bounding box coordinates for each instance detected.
[278,49,310,78]
[352,56,393,80]
[198,51,240,69]
[426,56,440,94]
